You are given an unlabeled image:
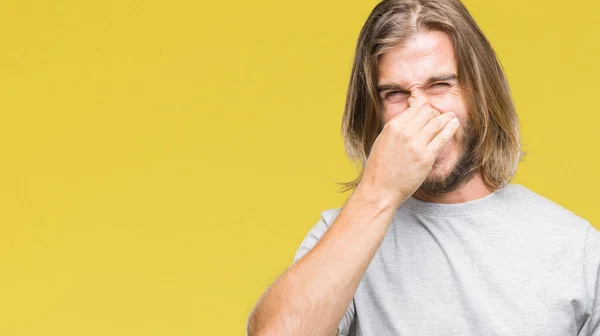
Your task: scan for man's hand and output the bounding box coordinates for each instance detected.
[358,94,460,206]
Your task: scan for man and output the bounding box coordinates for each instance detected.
[247,0,600,335]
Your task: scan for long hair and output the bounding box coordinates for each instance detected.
[337,0,525,194]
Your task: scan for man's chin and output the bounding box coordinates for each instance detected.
[422,174,450,189]
[418,122,478,195]
[419,158,463,195]
[429,158,455,178]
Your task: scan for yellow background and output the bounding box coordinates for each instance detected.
[0,0,598,335]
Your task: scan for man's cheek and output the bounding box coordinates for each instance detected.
[428,95,458,114]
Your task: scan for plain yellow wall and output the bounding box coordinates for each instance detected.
[0,0,598,335]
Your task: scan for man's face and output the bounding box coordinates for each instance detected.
[377,30,478,195]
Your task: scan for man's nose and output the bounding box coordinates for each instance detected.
[408,91,428,109]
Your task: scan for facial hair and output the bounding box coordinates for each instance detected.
[418,116,479,196]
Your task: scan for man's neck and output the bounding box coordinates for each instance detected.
[411,172,494,204]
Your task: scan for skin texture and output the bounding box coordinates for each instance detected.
[377,30,493,204]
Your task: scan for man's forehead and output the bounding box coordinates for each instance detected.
[377,31,457,85]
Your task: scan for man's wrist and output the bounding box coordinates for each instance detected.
[351,183,404,214]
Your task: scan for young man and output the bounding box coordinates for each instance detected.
[247,0,600,335]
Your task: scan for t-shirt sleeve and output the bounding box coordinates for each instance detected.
[291,209,356,336]
[579,224,600,335]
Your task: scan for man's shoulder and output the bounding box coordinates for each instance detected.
[507,184,590,231]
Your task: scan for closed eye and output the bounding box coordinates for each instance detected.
[384,91,409,99]
[427,82,452,94]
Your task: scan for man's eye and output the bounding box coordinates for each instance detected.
[385,91,407,99]
[432,83,450,88]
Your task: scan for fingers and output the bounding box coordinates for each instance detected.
[392,94,427,125]
[388,94,438,136]
[407,105,441,133]
[420,111,456,143]
[426,114,460,154]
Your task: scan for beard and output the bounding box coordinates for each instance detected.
[418,116,479,196]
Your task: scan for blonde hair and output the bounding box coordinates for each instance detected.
[337,0,525,194]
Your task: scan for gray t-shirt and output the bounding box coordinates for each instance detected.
[292,183,600,335]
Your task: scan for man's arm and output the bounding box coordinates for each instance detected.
[247,94,459,335]
[246,184,400,336]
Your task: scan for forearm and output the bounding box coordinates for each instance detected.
[248,186,401,335]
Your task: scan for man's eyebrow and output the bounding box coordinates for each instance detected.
[376,83,409,94]
[376,73,458,93]
[426,74,457,84]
